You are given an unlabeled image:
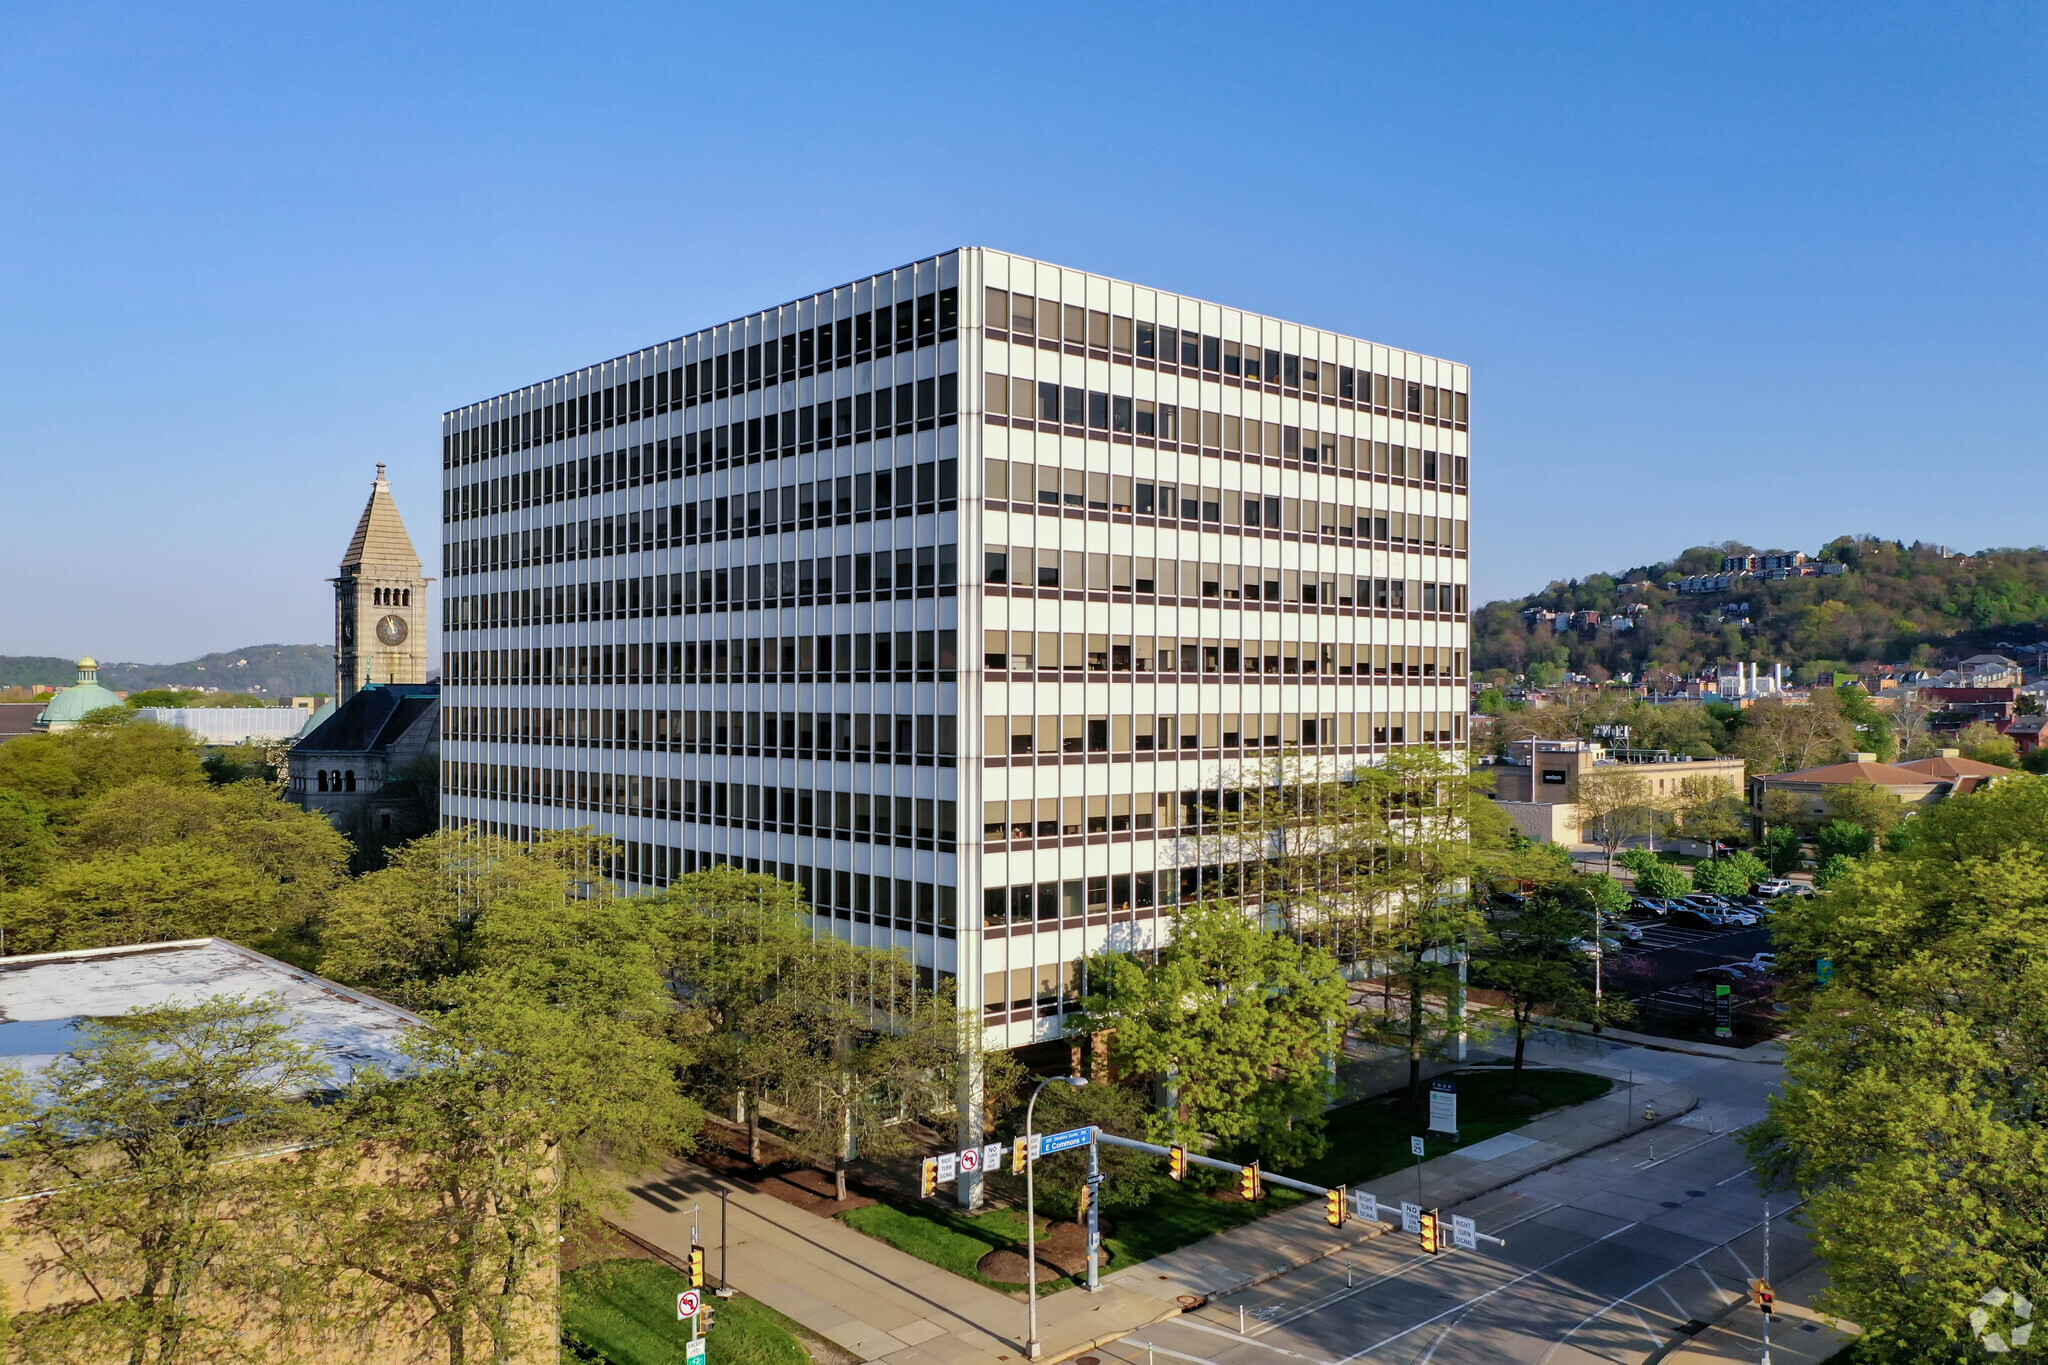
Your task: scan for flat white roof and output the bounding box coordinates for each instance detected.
[0,938,422,1092]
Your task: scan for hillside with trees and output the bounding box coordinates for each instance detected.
[1475,536,2048,685]
[0,644,337,697]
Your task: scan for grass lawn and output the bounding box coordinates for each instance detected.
[837,1199,1047,1293]
[1283,1064,1612,1192]
[839,1064,1611,1294]
[563,1258,813,1365]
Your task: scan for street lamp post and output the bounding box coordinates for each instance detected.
[1025,1074,1086,1360]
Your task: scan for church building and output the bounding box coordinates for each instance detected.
[288,466,440,846]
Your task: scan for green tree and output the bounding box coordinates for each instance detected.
[1633,859,1694,899]
[1764,823,1804,874]
[0,790,56,888]
[1694,849,1768,896]
[1356,747,1515,1104]
[1812,853,1855,890]
[124,688,205,708]
[1575,767,1653,872]
[1957,720,2020,769]
[1815,819,1871,862]
[6,997,333,1365]
[1472,883,1602,1093]
[0,718,204,812]
[1669,774,1747,850]
[1749,776,2048,1361]
[1076,898,1347,1167]
[313,974,697,1365]
[1834,683,1898,763]
[1733,695,1857,774]
[654,867,960,1199]
[982,1079,1165,1220]
[1581,871,1632,919]
[1821,780,1904,842]
[0,844,274,953]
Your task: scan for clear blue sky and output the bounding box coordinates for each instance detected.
[3,4,2042,662]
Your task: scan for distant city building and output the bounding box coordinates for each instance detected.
[334,464,431,703]
[133,706,315,746]
[33,658,120,731]
[291,468,440,838]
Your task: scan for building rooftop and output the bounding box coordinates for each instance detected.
[0,938,421,1098]
[1765,757,1939,785]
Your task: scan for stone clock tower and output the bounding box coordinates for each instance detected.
[334,463,430,702]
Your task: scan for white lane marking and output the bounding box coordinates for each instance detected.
[1171,1319,1335,1362]
[1626,1303,1665,1350]
[1656,1282,1690,1320]
[1724,1245,1758,1280]
[1117,1344,1220,1365]
[1332,1220,1643,1363]
[1538,1202,1807,1364]
[1694,1262,1735,1303]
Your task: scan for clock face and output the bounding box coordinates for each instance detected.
[375,614,409,646]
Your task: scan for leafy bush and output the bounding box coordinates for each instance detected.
[1633,860,1693,899]
[1765,824,1804,874]
[1696,850,1769,896]
[1581,872,1632,918]
[1615,848,1660,877]
[1816,819,1872,862]
[1813,853,1856,890]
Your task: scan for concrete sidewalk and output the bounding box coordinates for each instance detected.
[619,1069,1697,1365]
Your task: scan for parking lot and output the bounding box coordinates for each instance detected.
[1600,911,1782,1040]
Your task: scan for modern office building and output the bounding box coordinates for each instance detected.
[438,248,1470,1063]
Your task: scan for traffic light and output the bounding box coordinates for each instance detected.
[1168,1144,1188,1182]
[1239,1162,1262,1201]
[687,1247,705,1289]
[1326,1187,1348,1228]
[920,1157,938,1198]
[1078,1182,1095,1217]
[1013,1136,1029,1175]
[1752,1280,1775,1315]
[1419,1209,1442,1254]
[699,1302,717,1332]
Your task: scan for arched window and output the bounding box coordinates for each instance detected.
[401,588,410,606]
[316,770,328,792]
[343,770,357,792]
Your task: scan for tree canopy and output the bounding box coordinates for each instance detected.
[1752,775,2048,1361]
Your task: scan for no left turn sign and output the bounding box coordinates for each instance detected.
[676,1289,701,1321]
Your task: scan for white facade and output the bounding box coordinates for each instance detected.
[437,248,1470,1053]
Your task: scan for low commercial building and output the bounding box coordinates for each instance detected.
[1487,738,1746,844]
[132,705,317,745]
[1748,752,1952,824]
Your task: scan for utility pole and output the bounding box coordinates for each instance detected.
[1762,1198,1773,1365]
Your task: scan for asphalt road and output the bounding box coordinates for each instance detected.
[1100,1040,1814,1365]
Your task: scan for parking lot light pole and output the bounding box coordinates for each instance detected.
[1025,1075,1086,1360]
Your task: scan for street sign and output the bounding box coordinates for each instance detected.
[958,1146,980,1173]
[1429,1080,1458,1136]
[980,1141,1002,1170]
[677,1290,701,1321]
[937,1152,958,1182]
[1714,983,1734,1039]
[1350,1189,1379,1223]
[1400,1201,1422,1234]
[686,1337,706,1365]
[1039,1125,1095,1156]
[1451,1215,1477,1251]
[1410,1135,1426,1158]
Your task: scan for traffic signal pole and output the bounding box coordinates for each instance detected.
[1094,1132,1333,1196]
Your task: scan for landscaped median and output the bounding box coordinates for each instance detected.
[834,1064,1612,1296]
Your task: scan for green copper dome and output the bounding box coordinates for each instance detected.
[38,658,123,730]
